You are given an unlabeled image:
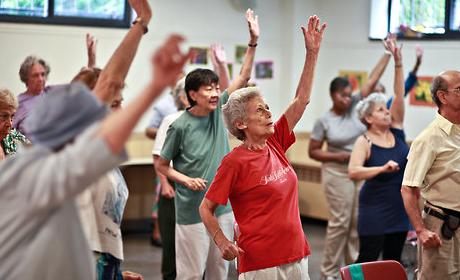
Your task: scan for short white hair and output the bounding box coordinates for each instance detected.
[172,77,186,110]
[222,87,261,140]
[356,92,387,127]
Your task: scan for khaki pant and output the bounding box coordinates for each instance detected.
[320,163,360,278]
[418,207,460,280]
[175,212,235,280]
[238,257,309,280]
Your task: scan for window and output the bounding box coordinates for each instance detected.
[369,0,460,40]
[0,0,131,28]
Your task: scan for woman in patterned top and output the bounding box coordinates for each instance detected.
[0,88,29,160]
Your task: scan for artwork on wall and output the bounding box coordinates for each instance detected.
[409,76,436,107]
[235,45,247,64]
[338,70,368,92]
[255,61,273,79]
[189,47,209,65]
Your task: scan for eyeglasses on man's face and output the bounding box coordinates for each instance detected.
[442,87,460,94]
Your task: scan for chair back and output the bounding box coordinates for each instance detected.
[340,260,407,280]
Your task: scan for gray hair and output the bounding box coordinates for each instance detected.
[19,55,50,85]
[172,77,187,110]
[356,92,387,128]
[430,75,447,108]
[222,86,262,140]
[0,88,18,110]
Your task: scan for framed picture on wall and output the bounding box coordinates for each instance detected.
[255,61,273,79]
[189,47,209,65]
[338,70,368,92]
[409,76,436,107]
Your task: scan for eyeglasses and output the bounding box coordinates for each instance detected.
[0,113,14,122]
[442,87,460,94]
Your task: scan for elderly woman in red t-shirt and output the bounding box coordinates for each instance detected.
[199,16,326,279]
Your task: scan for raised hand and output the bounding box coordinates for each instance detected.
[151,35,192,93]
[245,9,259,42]
[301,15,327,53]
[129,0,152,23]
[384,33,403,63]
[210,43,227,66]
[86,33,97,68]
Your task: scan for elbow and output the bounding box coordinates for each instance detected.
[199,201,210,221]
[348,169,359,180]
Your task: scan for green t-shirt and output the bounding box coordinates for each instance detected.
[161,91,232,225]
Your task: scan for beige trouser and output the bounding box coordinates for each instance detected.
[175,212,235,280]
[320,163,360,278]
[238,257,310,280]
[418,206,460,280]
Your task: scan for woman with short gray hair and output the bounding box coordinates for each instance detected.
[348,36,410,264]
[0,88,29,160]
[199,16,326,279]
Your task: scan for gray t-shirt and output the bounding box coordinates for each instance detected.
[0,123,127,280]
[161,91,232,225]
[311,93,366,153]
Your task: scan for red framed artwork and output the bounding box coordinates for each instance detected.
[409,76,436,107]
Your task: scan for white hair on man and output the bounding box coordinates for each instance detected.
[222,86,261,140]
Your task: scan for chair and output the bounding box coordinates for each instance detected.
[340,260,408,280]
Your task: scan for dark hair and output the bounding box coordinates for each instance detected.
[184,68,219,107]
[329,77,350,96]
[430,75,448,108]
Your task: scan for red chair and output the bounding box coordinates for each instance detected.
[340,260,407,280]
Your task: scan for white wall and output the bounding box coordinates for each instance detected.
[1,0,459,139]
[291,0,460,139]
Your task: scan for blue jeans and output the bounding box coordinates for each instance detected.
[94,252,123,280]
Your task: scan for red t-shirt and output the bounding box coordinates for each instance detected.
[205,115,310,273]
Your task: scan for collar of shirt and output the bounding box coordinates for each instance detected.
[435,113,458,135]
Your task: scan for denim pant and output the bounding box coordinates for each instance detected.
[94,252,123,280]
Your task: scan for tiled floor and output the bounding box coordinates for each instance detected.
[122,218,327,280]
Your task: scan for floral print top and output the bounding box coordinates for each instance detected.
[1,129,30,156]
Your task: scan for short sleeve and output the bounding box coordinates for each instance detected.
[160,124,182,161]
[402,138,436,188]
[205,161,236,205]
[269,115,295,152]
[152,116,173,155]
[310,118,325,141]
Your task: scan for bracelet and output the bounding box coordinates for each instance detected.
[248,43,257,48]
[212,228,222,245]
[384,50,392,55]
[132,17,148,34]
[395,64,402,68]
